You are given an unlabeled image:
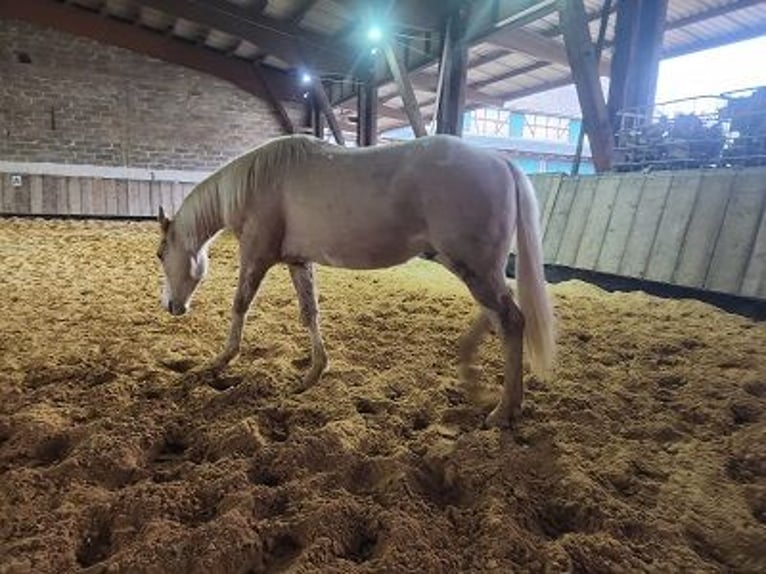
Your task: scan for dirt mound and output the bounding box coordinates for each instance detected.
[1,219,764,572]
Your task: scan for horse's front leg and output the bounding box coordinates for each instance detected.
[210,259,270,371]
[289,263,328,390]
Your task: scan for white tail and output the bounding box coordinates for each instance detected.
[508,162,556,378]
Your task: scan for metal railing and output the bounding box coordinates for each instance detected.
[612,86,766,172]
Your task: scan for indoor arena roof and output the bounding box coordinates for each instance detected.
[5,0,766,132]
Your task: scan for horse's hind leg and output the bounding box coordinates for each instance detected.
[289,263,328,390]
[451,265,524,428]
[458,311,492,385]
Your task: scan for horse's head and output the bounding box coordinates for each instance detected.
[156,206,208,316]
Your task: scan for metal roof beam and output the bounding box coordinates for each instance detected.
[331,0,449,31]
[483,24,611,75]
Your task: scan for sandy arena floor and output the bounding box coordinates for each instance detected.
[0,218,764,573]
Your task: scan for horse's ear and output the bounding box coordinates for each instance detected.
[158,206,170,232]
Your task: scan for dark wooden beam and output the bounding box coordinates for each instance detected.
[312,81,346,145]
[383,40,427,137]
[289,0,317,24]
[0,0,299,101]
[557,0,613,172]
[356,67,378,146]
[138,0,351,74]
[310,94,326,138]
[251,63,296,134]
[607,0,667,129]
[435,1,470,136]
[572,0,612,175]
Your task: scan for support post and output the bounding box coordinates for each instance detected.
[310,94,325,139]
[312,81,345,145]
[607,0,668,131]
[383,40,427,138]
[572,0,612,175]
[558,0,613,172]
[250,63,295,134]
[435,0,469,136]
[356,55,378,146]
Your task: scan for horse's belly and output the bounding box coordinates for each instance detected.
[283,227,429,270]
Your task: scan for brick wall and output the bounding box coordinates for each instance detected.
[0,20,303,171]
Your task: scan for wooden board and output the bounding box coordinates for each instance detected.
[90,178,107,216]
[116,180,129,216]
[160,182,175,216]
[644,172,702,283]
[705,169,766,293]
[104,179,118,215]
[30,175,44,214]
[127,181,141,216]
[0,174,7,213]
[573,175,621,270]
[172,182,186,214]
[68,177,82,215]
[542,176,578,263]
[619,173,672,278]
[539,174,563,237]
[555,176,597,266]
[42,176,59,215]
[150,181,162,216]
[14,176,31,214]
[672,171,734,288]
[79,178,94,216]
[138,181,152,217]
[740,205,766,299]
[595,173,645,274]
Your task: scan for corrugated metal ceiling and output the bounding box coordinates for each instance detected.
[55,0,766,129]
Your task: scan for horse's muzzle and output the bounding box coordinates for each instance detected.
[167,300,187,316]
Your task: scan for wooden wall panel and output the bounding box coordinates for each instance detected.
[619,174,672,278]
[67,177,82,215]
[172,183,186,213]
[103,179,118,215]
[160,182,175,216]
[29,175,43,213]
[595,173,644,274]
[644,172,702,283]
[127,181,141,216]
[91,178,107,215]
[555,176,598,266]
[573,175,621,269]
[79,178,94,216]
[138,181,152,217]
[542,177,578,262]
[673,171,734,288]
[115,180,129,216]
[14,176,31,214]
[705,169,766,293]
[0,175,7,213]
[740,206,766,299]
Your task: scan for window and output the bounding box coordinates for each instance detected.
[464,108,511,137]
[521,114,571,142]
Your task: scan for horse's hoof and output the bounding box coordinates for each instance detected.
[484,406,515,429]
[458,364,482,386]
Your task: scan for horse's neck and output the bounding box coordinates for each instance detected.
[176,184,225,253]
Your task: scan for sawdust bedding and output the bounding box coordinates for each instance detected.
[0,218,764,573]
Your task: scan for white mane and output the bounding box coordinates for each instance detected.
[174,135,324,247]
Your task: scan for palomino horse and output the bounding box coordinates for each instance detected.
[156,134,555,427]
